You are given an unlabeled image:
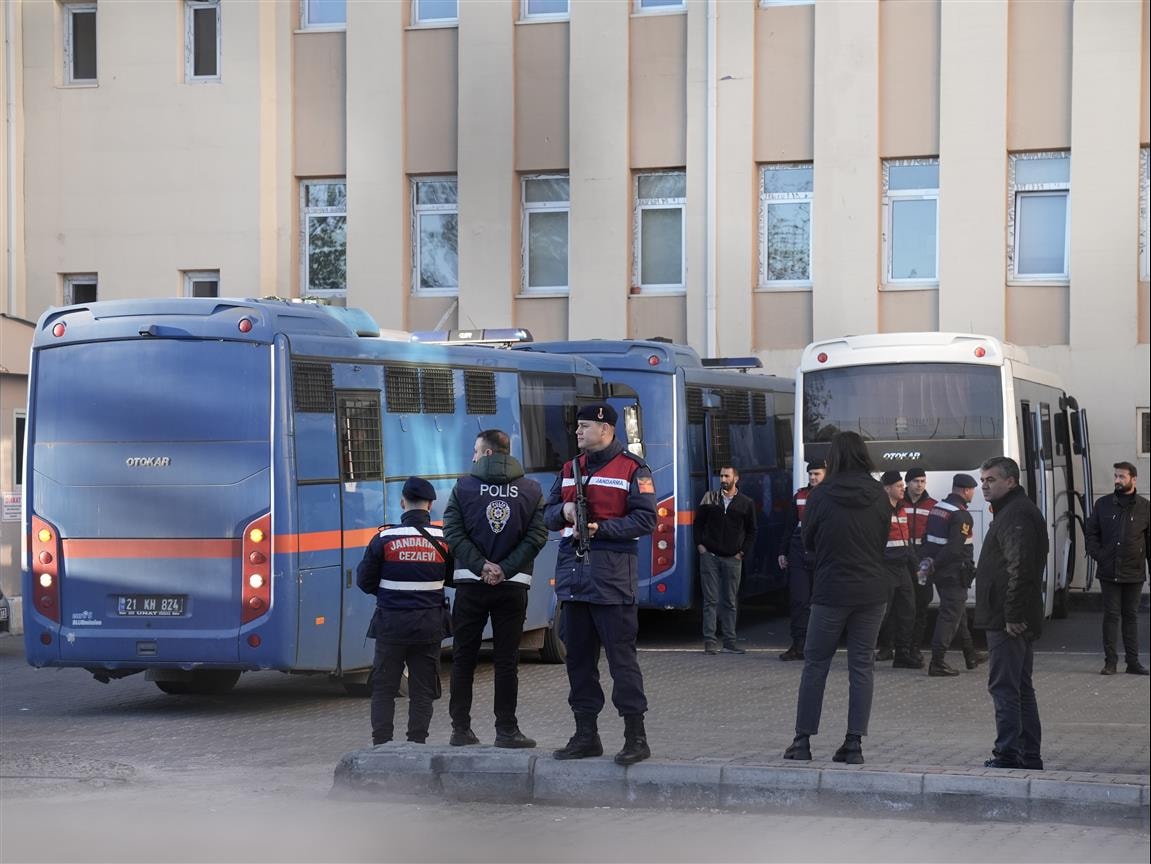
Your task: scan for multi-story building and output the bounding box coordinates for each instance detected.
[2,0,1149,605]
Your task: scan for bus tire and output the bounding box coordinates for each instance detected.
[1052,587,1069,620]
[155,670,241,695]
[539,605,566,665]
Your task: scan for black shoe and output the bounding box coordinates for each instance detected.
[450,727,480,747]
[494,728,537,749]
[1125,662,1151,676]
[964,650,988,670]
[407,735,427,744]
[720,643,747,655]
[614,715,651,766]
[892,652,924,669]
[779,645,804,661]
[910,649,925,665]
[372,737,392,746]
[832,737,864,765]
[1021,756,1044,770]
[783,736,812,761]
[1101,661,1118,675]
[553,714,603,760]
[875,647,894,662]
[984,756,1023,769]
[704,642,719,655]
[928,659,960,677]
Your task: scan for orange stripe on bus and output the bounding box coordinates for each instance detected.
[282,527,379,553]
[677,511,694,525]
[63,539,241,559]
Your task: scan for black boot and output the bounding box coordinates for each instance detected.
[614,714,651,766]
[783,734,812,760]
[553,713,603,760]
[874,647,894,662]
[928,649,960,677]
[893,649,924,669]
[964,648,988,670]
[833,734,864,765]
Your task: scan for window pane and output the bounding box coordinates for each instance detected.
[305,182,347,209]
[192,8,218,78]
[191,279,218,298]
[526,0,568,14]
[888,163,938,191]
[528,211,569,289]
[1015,156,1069,186]
[640,207,683,286]
[71,282,98,304]
[524,177,569,203]
[765,201,811,281]
[419,213,459,289]
[307,0,346,25]
[890,198,937,280]
[640,0,685,8]
[1017,193,1068,276]
[763,166,813,195]
[638,173,686,201]
[417,0,458,21]
[71,11,97,81]
[416,179,458,205]
[307,215,347,291]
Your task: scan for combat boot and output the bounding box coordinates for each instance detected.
[893,649,924,669]
[614,714,651,766]
[553,713,603,760]
[963,648,988,670]
[928,649,960,677]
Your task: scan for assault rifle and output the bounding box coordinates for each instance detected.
[571,455,592,559]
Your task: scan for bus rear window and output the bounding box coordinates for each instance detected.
[34,341,270,442]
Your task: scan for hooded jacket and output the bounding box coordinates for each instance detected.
[802,471,891,607]
[974,485,1049,637]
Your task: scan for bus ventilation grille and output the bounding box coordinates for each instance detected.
[751,392,768,425]
[721,390,752,424]
[686,387,704,424]
[292,362,335,413]
[464,370,498,415]
[420,367,456,414]
[385,366,422,413]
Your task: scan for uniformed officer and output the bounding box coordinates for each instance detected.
[443,429,547,748]
[922,473,987,677]
[902,467,937,666]
[876,471,919,668]
[777,459,826,661]
[544,403,658,765]
[355,476,449,746]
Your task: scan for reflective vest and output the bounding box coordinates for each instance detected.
[560,451,642,524]
[884,504,911,561]
[793,486,813,532]
[902,493,937,548]
[374,525,448,612]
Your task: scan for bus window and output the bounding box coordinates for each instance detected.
[623,404,644,458]
[1019,400,1038,503]
[1039,402,1053,462]
[519,372,579,472]
[337,394,383,482]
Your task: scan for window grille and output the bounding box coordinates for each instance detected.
[385,366,422,414]
[337,395,382,481]
[722,390,751,424]
[421,367,456,414]
[464,370,498,415]
[292,361,334,413]
[686,386,704,424]
[751,392,768,425]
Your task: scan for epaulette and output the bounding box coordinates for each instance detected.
[619,449,650,469]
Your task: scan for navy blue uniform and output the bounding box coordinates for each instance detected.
[923,493,976,655]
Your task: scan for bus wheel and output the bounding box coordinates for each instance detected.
[155,670,241,695]
[539,606,566,665]
[1051,587,1069,620]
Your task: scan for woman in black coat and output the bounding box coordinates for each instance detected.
[784,431,891,765]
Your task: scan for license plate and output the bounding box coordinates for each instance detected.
[117,595,186,617]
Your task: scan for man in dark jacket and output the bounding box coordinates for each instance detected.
[356,477,449,746]
[777,459,826,660]
[544,403,657,765]
[1085,461,1150,676]
[695,465,758,655]
[974,456,1048,770]
[443,429,548,748]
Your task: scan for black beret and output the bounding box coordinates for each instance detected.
[401,476,436,502]
[576,403,618,425]
[806,459,826,472]
[904,467,926,481]
[952,473,978,489]
[880,470,904,486]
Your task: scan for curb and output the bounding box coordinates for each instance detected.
[333,745,1150,829]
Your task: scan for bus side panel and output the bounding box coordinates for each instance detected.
[295,484,343,670]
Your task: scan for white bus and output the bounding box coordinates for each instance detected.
[795,332,1094,618]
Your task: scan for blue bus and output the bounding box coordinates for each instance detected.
[514,339,794,610]
[22,299,600,693]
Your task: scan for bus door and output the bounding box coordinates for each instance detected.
[1019,399,1056,613]
[1068,397,1096,589]
[335,391,386,674]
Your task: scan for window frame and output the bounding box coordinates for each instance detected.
[183,270,221,298]
[633,170,687,294]
[14,411,27,488]
[520,0,569,21]
[1008,151,1071,284]
[63,2,98,86]
[1138,408,1150,459]
[62,273,98,305]
[299,0,347,31]
[633,0,687,15]
[759,0,815,6]
[411,0,459,27]
[758,162,814,291]
[521,174,570,296]
[185,0,221,83]
[1139,147,1149,283]
[299,179,348,300]
[881,157,940,290]
[411,175,460,298]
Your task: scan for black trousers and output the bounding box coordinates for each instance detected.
[877,563,916,653]
[562,601,648,717]
[786,534,814,644]
[932,578,973,652]
[449,583,529,733]
[1101,579,1145,665]
[371,640,441,745]
[986,630,1041,765]
[910,580,934,655]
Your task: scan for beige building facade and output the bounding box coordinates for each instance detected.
[1,0,1150,603]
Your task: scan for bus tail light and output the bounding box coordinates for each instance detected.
[30,516,62,623]
[241,513,271,624]
[652,496,676,578]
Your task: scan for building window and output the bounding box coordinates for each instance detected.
[301,180,347,298]
[186,1,220,82]
[14,412,26,487]
[522,0,569,20]
[301,0,346,29]
[635,0,686,13]
[759,1,815,7]
[1140,147,1149,282]
[63,274,98,305]
[522,175,569,294]
[63,3,97,85]
[634,170,686,292]
[412,176,459,296]
[882,158,939,286]
[183,270,220,298]
[413,0,458,26]
[1138,408,1150,458]
[759,163,813,288]
[1009,152,1070,282]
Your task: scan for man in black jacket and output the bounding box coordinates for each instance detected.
[1085,461,1150,676]
[974,456,1048,770]
[695,465,758,655]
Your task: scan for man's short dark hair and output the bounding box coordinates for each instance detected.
[1114,461,1138,477]
[980,455,1020,483]
[720,465,739,477]
[477,429,511,455]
